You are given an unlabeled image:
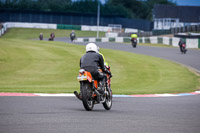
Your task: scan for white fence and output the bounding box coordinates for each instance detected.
[5,22,57,29]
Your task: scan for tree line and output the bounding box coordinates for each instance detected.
[0,0,175,21]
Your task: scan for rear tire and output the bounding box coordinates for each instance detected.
[81,82,94,111]
[134,43,137,48]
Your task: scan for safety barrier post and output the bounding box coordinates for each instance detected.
[169,38,172,45]
[198,38,200,48]
[96,38,101,42]
[109,38,115,42]
[158,37,163,44]
[145,37,150,43]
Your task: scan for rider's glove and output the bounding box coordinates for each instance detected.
[104,67,111,76]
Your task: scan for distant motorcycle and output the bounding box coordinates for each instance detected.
[180,44,187,54]
[74,66,112,111]
[70,35,75,42]
[131,38,137,48]
[48,33,55,41]
[70,33,76,42]
[39,33,43,40]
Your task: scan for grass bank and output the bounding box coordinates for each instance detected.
[0,28,199,94]
[3,28,105,40]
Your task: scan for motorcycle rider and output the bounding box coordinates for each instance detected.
[130,33,138,47]
[70,30,76,42]
[178,38,187,53]
[97,46,110,68]
[80,43,112,93]
[131,33,137,39]
[39,33,43,40]
[97,46,105,62]
[49,32,55,41]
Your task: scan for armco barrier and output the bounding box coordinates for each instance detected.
[75,37,200,48]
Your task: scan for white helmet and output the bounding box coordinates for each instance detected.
[86,43,98,53]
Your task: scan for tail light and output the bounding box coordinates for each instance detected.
[79,69,85,74]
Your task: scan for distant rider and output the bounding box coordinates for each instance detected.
[49,33,55,41]
[39,33,43,40]
[130,34,138,47]
[70,30,76,42]
[131,34,138,39]
[178,38,187,52]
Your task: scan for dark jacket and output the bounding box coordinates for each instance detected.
[80,51,104,73]
[179,39,185,46]
[70,32,76,38]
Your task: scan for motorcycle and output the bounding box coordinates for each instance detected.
[70,33,76,42]
[131,38,137,48]
[39,34,43,40]
[180,44,187,54]
[48,33,55,41]
[74,66,112,111]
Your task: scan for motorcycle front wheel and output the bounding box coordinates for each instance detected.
[103,89,112,110]
[81,82,94,111]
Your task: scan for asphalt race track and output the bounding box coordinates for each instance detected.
[55,37,200,72]
[1,96,200,133]
[0,38,200,133]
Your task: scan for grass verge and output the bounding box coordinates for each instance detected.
[2,28,106,40]
[0,28,199,94]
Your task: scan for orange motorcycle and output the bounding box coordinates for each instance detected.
[74,66,112,111]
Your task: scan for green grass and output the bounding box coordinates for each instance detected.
[0,28,199,94]
[3,28,106,39]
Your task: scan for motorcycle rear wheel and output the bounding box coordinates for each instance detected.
[81,82,94,111]
[132,42,137,48]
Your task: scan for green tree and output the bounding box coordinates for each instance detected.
[107,0,176,20]
[69,0,99,13]
[107,0,146,18]
[0,0,176,20]
[145,0,176,20]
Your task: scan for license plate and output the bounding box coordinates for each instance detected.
[77,76,87,81]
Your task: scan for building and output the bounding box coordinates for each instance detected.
[153,5,200,30]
